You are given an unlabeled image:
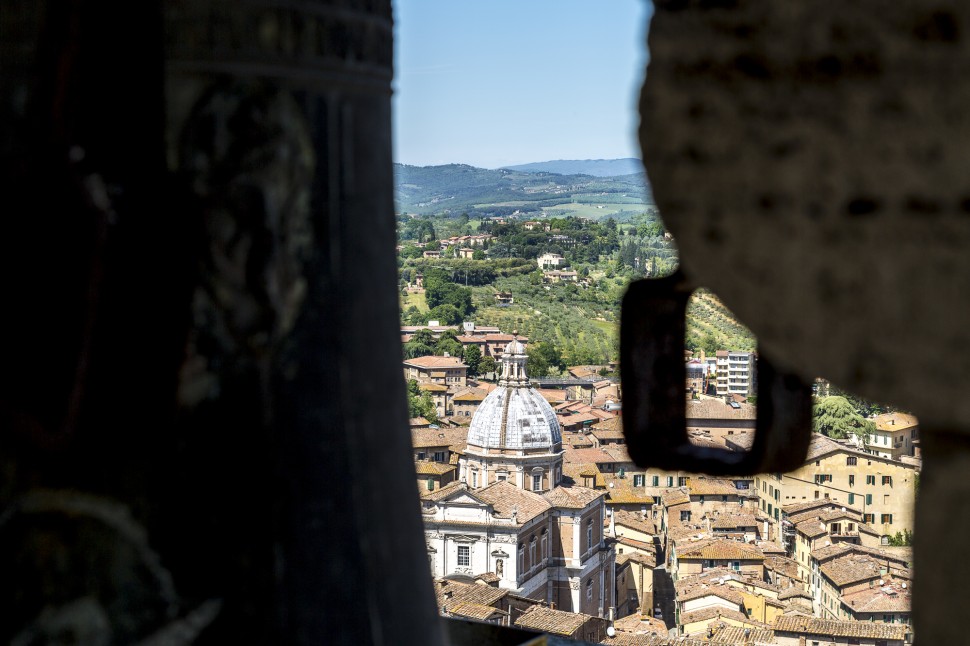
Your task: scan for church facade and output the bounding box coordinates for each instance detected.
[421,339,616,616]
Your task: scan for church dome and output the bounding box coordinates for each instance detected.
[467,338,561,451]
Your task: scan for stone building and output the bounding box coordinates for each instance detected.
[421,339,615,616]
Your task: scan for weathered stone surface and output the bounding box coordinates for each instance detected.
[640,1,970,429]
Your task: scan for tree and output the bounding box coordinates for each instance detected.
[402,341,434,359]
[813,396,875,441]
[410,328,435,347]
[479,356,497,377]
[527,342,563,378]
[435,334,463,357]
[463,345,482,377]
[700,333,720,356]
[427,304,461,326]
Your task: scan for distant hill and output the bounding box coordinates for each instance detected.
[502,158,644,177]
[394,162,653,218]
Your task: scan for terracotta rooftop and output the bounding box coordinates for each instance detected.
[614,510,658,535]
[601,475,656,505]
[412,427,467,449]
[685,399,756,421]
[765,556,803,581]
[777,587,813,601]
[414,461,456,476]
[444,600,507,621]
[841,580,912,614]
[476,481,551,524]
[772,615,908,640]
[680,606,759,629]
[542,484,605,509]
[678,539,765,562]
[708,626,775,644]
[452,388,489,402]
[711,513,759,530]
[873,412,919,432]
[434,579,508,609]
[564,446,620,465]
[404,355,468,369]
[613,613,669,636]
[810,542,911,567]
[818,554,890,588]
[660,488,691,507]
[513,605,594,636]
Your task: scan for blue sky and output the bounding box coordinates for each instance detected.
[392,1,651,169]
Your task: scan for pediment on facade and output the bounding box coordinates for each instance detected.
[441,491,489,507]
[491,549,510,558]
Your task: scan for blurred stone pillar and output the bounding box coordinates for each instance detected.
[640,3,970,643]
[0,1,442,644]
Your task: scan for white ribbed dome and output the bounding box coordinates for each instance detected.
[467,337,560,450]
[467,386,561,450]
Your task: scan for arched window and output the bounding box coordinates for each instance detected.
[518,542,524,573]
[540,529,548,561]
[529,535,537,568]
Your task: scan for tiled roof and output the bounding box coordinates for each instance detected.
[810,542,911,567]
[435,579,508,609]
[513,605,593,636]
[421,480,465,502]
[873,412,919,432]
[613,613,669,636]
[543,484,605,509]
[660,488,691,507]
[444,601,507,621]
[777,587,813,601]
[679,606,759,629]
[475,480,551,524]
[616,548,658,568]
[678,583,745,605]
[765,556,802,581]
[841,580,912,614]
[772,615,908,640]
[709,626,775,644]
[602,475,656,505]
[711,513,758,530]
[818,554,887,587]
[564,446,619,464]
[412,427,467,449]
[452,388,489,402]
[678,539,765,562]
[414,461,456,476]
[419,382,448,392]
[409,417,431,426]
[685,400,756,421]
[614,510,657,535]
[404,355,468,369]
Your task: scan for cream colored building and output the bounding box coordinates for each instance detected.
[866,412,919,460]
[751,433,917,538]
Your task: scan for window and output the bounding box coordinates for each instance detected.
[667,476,674,487]
[730,561,740,571]
[848,493,855,505]
[541,530,548,560]
[518,543,524,572]
[529,536,537,566]
[678,477,687,486]
[722,495,728,502]
[864,513,875,524]
[633,474,645,487]
[866,475,876,485]
[587,519,594,549]
[866,493,873,505]
[497,474,507,482]
[586,579,593,602]
[699,495,705,503]
[815,474,832,483]
[433,451,445,462]
[458,545,470,567]
[846,456,857,466]
[472,471,478,488]
[882,476,893,486]
[849,475,855,487]
[533,473,542,491]
[881,514,893,524]
[652,475,659,487]
[814,490,820,499]
[680,510,691,521]
[427,477,434,491]
[417,452,425,460]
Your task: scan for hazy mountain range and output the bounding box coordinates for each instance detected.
[394,159,653,219]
